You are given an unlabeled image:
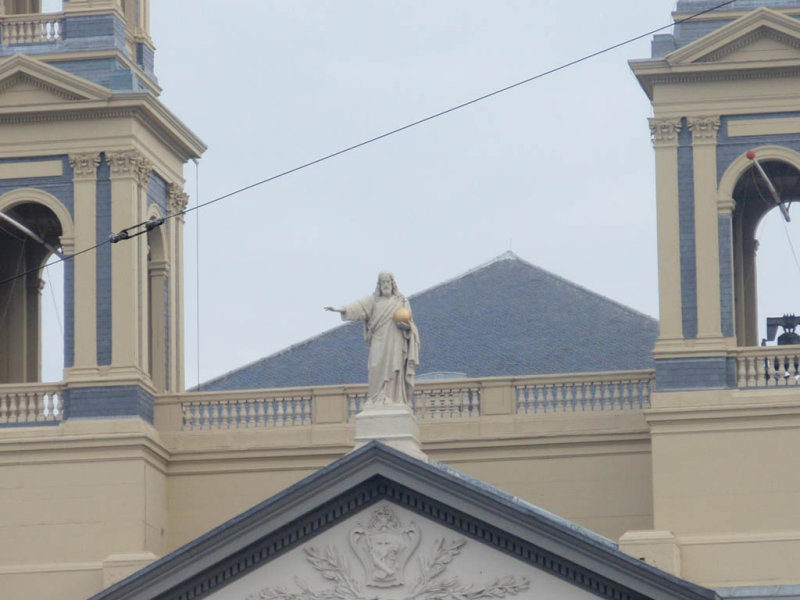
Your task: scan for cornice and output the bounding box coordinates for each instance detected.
[632,60,800,100]
[0,96,206,162]
[699,26,800,63]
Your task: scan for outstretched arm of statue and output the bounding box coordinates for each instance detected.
[324,306,345,313]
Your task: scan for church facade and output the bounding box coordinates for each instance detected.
[0,1,799,599]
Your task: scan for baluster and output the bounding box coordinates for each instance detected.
[737,357,747,388]
[181,402,192,430]
[244,400,254,427]
[274,398,284,427]
[198,402,209,429]
[256,399,267,427]
[27,392,43,423]
[10,394,20,423]
[609,381,619,410]
[302,397,311,425]
[746,356,756,388]
[0,393,7,424]
[793,354,800,386]
[761,355,774,386]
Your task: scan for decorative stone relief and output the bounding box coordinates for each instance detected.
[246,505,529,600]
[68,152,101,180]
[688,116,721,143]
[649,118,682,146]
[167,182,189,216]
[349,504,420,587]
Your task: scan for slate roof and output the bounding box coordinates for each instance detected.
[88,442,720,600]
[200,252,658,391]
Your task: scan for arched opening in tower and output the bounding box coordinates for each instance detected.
[0,202,64,384]
[732,159,800,347]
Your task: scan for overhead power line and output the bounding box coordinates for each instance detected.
[0,0,738,288]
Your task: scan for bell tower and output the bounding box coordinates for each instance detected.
[0,1,204,597]
[0,0,203,405]
[623,0,800,587]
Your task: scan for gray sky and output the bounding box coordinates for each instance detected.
[37,1,800,385]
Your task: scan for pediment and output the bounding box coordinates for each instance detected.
[667,7,800,66]
[0,54,112,107]
[209,501,592,600]
[88,444,717,600]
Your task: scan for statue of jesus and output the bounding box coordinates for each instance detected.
[325,272,420,407]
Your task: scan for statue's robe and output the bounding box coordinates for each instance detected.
[341,294,420,405]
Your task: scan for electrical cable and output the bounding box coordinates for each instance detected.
[0,0,740,290]
[195,159,201,391]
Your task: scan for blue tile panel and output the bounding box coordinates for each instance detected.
[718,214,735,338]
[198,254,660,391]
[678,119,698,339]
[717,114,800,185]
[164,277,170,391]
[64,258,74,368]
[147,171,168,215]
[655,357,737,391]
[53,57,149,93]
[63,384,154,422]
[96,156,112,366]
[0,155,74,218]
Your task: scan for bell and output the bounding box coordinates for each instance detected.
[777,330,800,345]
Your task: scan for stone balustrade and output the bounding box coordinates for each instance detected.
[0,14,63,45]
[515,370,654,413]
[180,392,313,430]
[153,369,654,432]
[0,382,63,424]
[736,346,800,387]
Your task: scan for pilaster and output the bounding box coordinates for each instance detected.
[107,150,144,377]
[68,152,100,375]
[135,158,152,378]
[650,118,683,345]
[688,116,722,342]
[167,183,188,391]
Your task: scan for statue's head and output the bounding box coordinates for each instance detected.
[374,271,399,297]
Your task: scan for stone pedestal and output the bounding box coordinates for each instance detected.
[353,402,427,462]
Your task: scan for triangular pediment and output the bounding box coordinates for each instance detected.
[0,54,112,107]
[87,443,718,600]
[667,7,800,66]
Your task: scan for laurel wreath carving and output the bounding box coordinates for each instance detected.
[246,539,529,600]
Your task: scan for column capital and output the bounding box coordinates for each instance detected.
[167,183,189,219]
[68,153,101,180]
[649,118,682,147]
[107,150,141,180]
[136,157,153,188]
[688,116,721,145]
